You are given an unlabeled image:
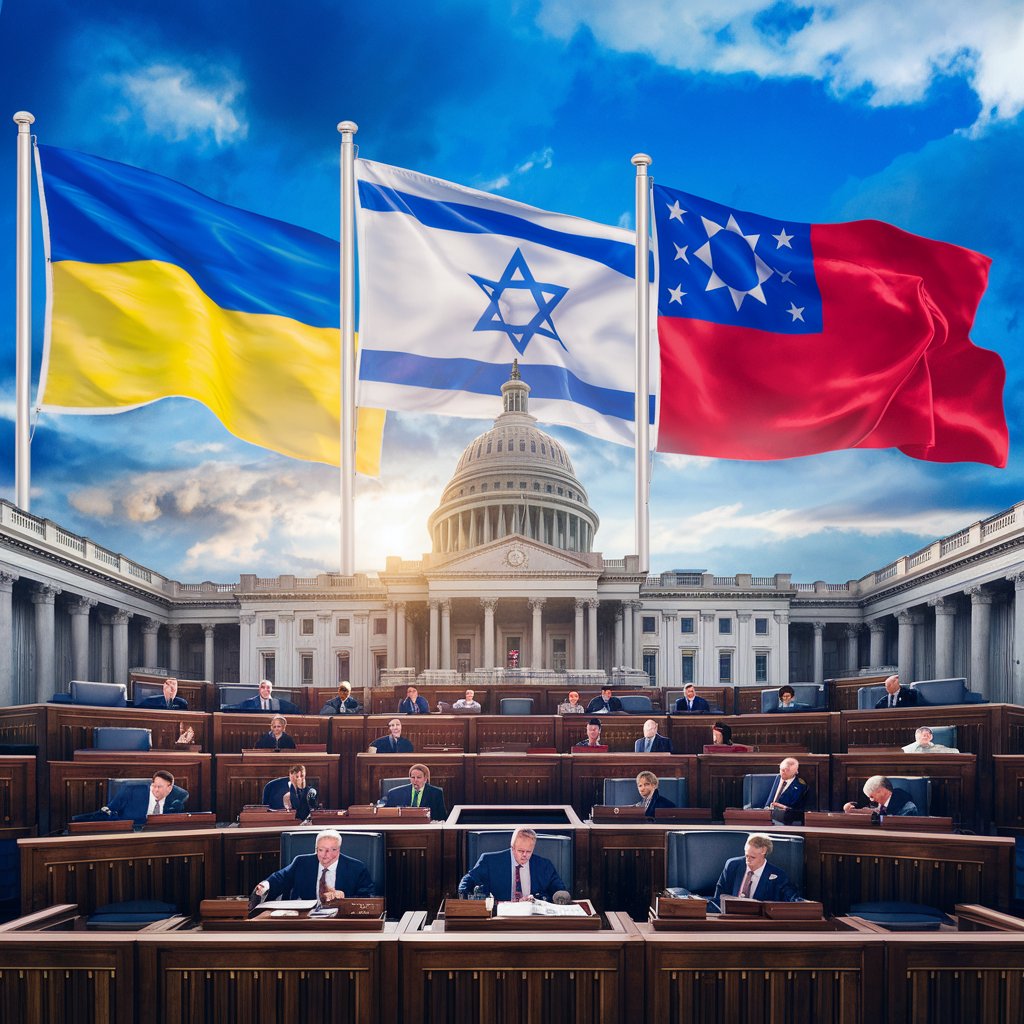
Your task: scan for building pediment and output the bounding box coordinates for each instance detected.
[426,537,601,579]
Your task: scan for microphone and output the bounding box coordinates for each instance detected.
[306,787,319,810]
[552,890,572,905]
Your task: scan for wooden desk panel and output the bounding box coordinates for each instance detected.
[0,704,44,749]
[0,934,135,1024]
[826,674,890,712]
[562,715,661,753]
[830,752,979,830]
[328,715,370,805]
[471,714,559,751]
[569,754,696,820]
[697,753,830,819]
[130,673,214,713]
[839,705,994,762]
[587,824,670,921]
[0,754,35,829]
[214,753,339,822]
[993,754,1024,829]
[364,714,469,753]
[473,754,564,805]
[19,829,219,916]
[49,754,212,829]
[211,712,328,754]
[46,706,210,760]
[355,752,468,807]
[1003,704,1024,754]
[667,713,834,755]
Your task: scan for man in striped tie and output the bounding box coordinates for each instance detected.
[762,757,810,824]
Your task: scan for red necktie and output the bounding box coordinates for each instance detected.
[513,864,523,902]
[739,869,754,898]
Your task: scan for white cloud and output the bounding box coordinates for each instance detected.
[537,1,1024,129]
[68,487,115,518]
[113,64,248,145]
[658,453,716,472]
[174,441,226,454]
[478,146,555,192]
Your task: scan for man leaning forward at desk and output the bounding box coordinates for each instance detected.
[254,829,374,902]
[458,827,569,902]
[711,833,798,911]
[843,775,919,817]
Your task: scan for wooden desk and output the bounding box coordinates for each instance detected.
[697,753,830,820]
[562,715,666,753]
[211,712,328,754]
[668,712,836,756]
[45,705,210,760]
[130,673,214,713]
[0,753,36,829]
[364,714,470,754]
[826,673,891,711]
[472,714,560,752]
[473,753,565,805]
[838,704,996,760]
[568,753,695,819]
[214,752,339,822]
[355,752,467,807]
[992,754,1024,830]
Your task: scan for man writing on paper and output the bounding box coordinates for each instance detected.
[254,829,374,902]
[458,828,568,902]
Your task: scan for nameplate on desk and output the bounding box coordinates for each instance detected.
[238,808,296,828]
[444,898,491,919]
[145,811,216,830]
[763,901,824,921]
[656,895,708,919]
[328,897,385,918]
[342,805,433,823]
[881,815,953,833]
[199,897,250,920]
[592,805,646,822]
[723,808,772,824]
[67,819,134,834]
[294,743,328,752]
[804,811,873,829]
[308,809,350,824]
[655,807,713,822]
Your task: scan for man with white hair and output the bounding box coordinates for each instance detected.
[633,719,673,753]
[874,674,918,709]
[843,775,919,817]
[254,828,374,901]
[902,726,959,753]
[762,756,810,825]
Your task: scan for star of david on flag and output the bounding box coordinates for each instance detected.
[354,159,656,448]
[652,181,1006,467]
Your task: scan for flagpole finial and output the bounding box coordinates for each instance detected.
[337,120,358,136]
[13,111,34,128]
[510,359,520,380]
[632,153,651,169]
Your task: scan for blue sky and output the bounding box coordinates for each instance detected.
[0,0,1022,583]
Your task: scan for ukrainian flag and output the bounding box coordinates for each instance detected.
[37,145,384,475]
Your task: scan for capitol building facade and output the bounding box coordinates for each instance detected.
[1,367,1023,706]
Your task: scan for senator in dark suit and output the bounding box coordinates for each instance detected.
[384,764,448,820]
[256,829,374,901]
[370,718,414,753]
[674,685,711,713]
[634,719,673,753]
[586,688,623,714]
[458,828,568,901]
[254,715,296,750]
[231,679,300,714]
[73,770,187,826]
[762,757,811,824]
[634,771,676,818]
[875,675,918,708]
[136,678,188,710]
[711,833,798,910]
[320,681,361,715]
[398,686,430,714]
[844,775,919,817]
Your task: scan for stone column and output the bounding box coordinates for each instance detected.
[622,604,634,670]
[168,624,183,674]
[99,613,113,683]
[440,600,452,671]
[968,586,993,698]
[317,612,332,682]
[395,602,407,666]
[573,600,585,670]
[1010,573,1024,704]
[701,611,716,685]
[531,598,545,669]
[614,608,624,668]
[278,614,294,680]
[0,570,19,704]
[141,617,160,670]
[868,619,886,668]
[238,614,256,682]
[353,612,370,684]
[631,601,643,669]
[662,611,679,685]
[203,624,216,683]
[587,598,599,670]
[737,612,751,685]
[481,599,496,669]
[428,600,440,670]
[930,597,956,679]
[386,601,397,669]
[68,597,96,681]
[844,626,860,674]
[812,621,825,685]
[896,611,915,686]
[773,611,790,685]
[112,609,132,686]
[32,584,61,701]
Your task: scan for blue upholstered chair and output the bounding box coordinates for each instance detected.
[742,775,778,810]
[70,680,127,707]
[280,830,385,897]
[132,681,166,704]
[379,777,409,801]
[464,830,573,893]
[857,684,889,710]
[86,899,179,930]
[618,695,654,714]
[848,901,952,931]
[602,777,688,807]
[885,776,932,815]
[761,684,824,713]
[928,726,958,747]
[665,830,805,898]
[106,777,189,811]
[499,698,534,715]
[911,678,986,706]
[218,684,258,708]
[262,777,290,808]
[93,727,152,751]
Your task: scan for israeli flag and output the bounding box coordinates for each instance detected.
[355,160,655,447]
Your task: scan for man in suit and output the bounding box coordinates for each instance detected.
[399,685,430,715]
[843,775,919,817]
[674,684,710,714]
[634,718,673,754]
[320,681,361,715]
[634,770,676,818]
[875,674,918,709]
[574,718,606,748]
[370,718,414,753]
[458,827,569,901]
[75,770,188,826]
[586,687,623,714]
[254,829,374,902]
[234,679,300,714]
[254,715,296,750]
[384,763,448,820]
[282,764,317,820]
[762,757,811,824]
[136,677,188,711]
[902,726,959,753]
[711,833,798,910]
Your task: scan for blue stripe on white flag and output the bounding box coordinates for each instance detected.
[358,180,637,280]
[360,350,656,425]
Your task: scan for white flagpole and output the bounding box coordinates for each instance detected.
[338,120,358,576]
[14,111,35,511]
[632,153,652,573]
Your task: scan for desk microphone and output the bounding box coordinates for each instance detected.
[552,890,572,905]
[307,787,319,810]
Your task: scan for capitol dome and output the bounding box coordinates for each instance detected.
[427,362,599,555]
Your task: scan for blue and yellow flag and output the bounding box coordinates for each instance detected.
[37,145,384,475]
